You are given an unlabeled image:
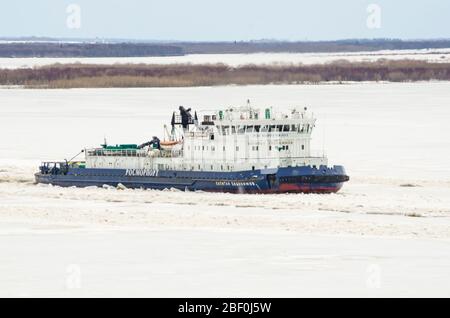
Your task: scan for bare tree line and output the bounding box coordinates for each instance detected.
[0,60,449,88]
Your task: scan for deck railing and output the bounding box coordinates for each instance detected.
[86,148,184,158]
[86,149,148,157]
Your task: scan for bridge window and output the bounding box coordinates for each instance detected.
[238,126,245,134]
[231,126,236,134]
[254,125,261,132]
[246,125,254,132]
[222,126,230,135]
[261,125,268,132]
[283,125,290,132]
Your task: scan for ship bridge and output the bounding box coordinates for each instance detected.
[196,106,316,134]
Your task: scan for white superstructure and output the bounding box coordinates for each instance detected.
[85,105,327,172]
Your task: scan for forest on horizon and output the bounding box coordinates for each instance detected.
[0,39,450,57]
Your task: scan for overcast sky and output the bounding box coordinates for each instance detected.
[1,0,449,41]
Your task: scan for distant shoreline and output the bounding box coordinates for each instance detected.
[0,60,449,88]
[1,39,450,58]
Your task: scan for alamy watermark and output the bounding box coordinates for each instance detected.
[366,4,381,29]
[66,264,82,289]
[366,263,382,289]
[66,4,81,29]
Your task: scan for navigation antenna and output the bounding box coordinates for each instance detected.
[101,136,108,148]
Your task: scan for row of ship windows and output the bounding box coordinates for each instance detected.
[216,124,311,135]
[190,145,305,151]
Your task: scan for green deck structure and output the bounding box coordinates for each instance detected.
[102,144,139,150]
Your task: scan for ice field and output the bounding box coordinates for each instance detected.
[0,48,449,69]
[0,82,449,297]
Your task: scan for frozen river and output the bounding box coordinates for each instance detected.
[1,48,450,69]
[1,82,449,297]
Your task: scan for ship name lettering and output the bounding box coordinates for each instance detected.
[215,181,256,187]
[125,169,158,177]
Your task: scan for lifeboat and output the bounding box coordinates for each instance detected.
[160,140,181,150]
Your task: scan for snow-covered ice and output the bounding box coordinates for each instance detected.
[0,82,449,297]
[1,224,449,297]
[0,48,449,69]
